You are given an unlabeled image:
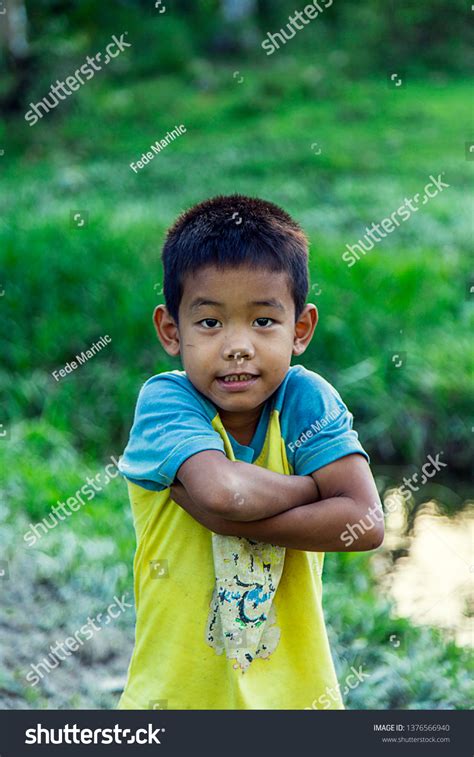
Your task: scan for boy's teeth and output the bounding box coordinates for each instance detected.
[222,374,253,382]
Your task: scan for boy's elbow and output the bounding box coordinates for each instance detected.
[347,499,385,552]
[366,522,384,550]
[357,521,385,551]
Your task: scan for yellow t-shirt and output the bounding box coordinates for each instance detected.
[116,365,371,710]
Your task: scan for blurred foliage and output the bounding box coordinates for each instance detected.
[2,0,473,101]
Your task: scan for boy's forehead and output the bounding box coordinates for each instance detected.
[180,265,293,310]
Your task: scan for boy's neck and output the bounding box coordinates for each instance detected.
[218,403,265,447]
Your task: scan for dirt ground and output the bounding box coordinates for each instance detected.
[0,525,134,710]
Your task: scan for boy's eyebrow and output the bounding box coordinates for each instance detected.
[251,299,286,311]
[189,297,286,312]
[189,298,222,312]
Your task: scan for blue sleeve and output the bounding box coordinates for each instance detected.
[118,375,226,491]
[281,367,369,475]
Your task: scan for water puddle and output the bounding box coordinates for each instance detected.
[382,500,473,647]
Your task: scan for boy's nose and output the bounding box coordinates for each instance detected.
[222,344,254,363]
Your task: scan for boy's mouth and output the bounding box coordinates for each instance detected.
[215,373,259,392]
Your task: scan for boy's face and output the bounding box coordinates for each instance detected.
[154,265,317,422]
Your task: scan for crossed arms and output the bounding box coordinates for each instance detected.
[171,451,384,552]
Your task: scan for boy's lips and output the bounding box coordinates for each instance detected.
[215,373,259,392]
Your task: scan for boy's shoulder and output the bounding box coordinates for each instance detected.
[275,364,344,411]
[282,363,336,389]
[139,369,198,399]
[141,368,188,388]
[136,369,218,420]
[277,365,367,474]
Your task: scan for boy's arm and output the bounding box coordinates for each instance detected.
[172,454,384,552]
[175,450,319,521]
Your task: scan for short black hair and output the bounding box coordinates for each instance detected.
[161,194,309,325]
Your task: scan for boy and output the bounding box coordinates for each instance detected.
[117,194,383,710]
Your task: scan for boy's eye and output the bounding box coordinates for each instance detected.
[198,318,221,329]
[197,317,275,328]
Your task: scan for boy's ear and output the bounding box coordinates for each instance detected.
[292,304,318,356]
[153,305,181,356]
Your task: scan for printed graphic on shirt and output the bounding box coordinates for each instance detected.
[205,534,285,672]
